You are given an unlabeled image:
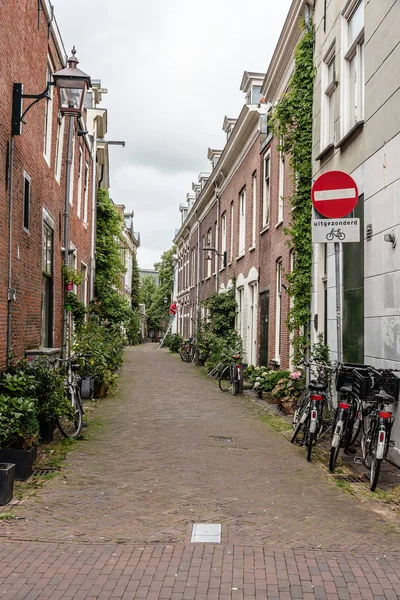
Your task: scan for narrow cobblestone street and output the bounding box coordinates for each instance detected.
[1,345,400,599]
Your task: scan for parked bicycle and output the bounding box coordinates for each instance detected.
[180,337,196,363]
[360,369,399,491]
[291,359,335,461]
[53,354,85,438]
[218,354,242,396]
[328,364,373,472]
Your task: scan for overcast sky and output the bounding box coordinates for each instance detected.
[53,0,292,269]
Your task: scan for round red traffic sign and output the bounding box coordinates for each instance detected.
[311,171,358,218]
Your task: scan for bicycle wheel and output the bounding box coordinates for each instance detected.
[291,399,309,443]
[307,431,315,462]
[56,386,83,438]
[370,453,382,491]
[179,347,186,361]
[329,443,341,472]
[347,412,361,447]
[361,424,374,469]
[219,366,232,392]
[291,418,304,444]
[231,374,239,396]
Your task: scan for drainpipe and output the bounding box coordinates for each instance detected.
[6,137,15,367]
[62,115,74,359]
[215,186,220,294]
[195,212,201,363]
[89,132,98,301]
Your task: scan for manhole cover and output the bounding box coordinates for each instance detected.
[209,436,233,443]
[32,467,61,476]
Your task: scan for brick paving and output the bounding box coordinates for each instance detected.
[1,344,400,598]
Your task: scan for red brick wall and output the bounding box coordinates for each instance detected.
[0,0,94,368]
[259,137,293,369]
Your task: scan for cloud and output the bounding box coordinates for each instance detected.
[53,0,292,268]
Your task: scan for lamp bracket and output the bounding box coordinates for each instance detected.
[12,81,54,135]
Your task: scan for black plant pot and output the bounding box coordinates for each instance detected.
[0,463,15,505]
[80,376,95,400]
[0,447,36,481]
[39,420,56,444]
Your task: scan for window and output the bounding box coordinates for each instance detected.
[275,260,282,362]
[191,248,195,286]
[23,172,30,232]
[321,46,336,147]
[43,60,53,164]
[80,263,88,307]
[83,163,89,223]
[214,224,218,274]
[69,134,75,205]
[54,114,64,182]
[206,229,212,278]
[41,221,54,347]
[230,202,234,262]
[251,173,257,247]
[342,0,365,135]
[221,212,227,267]
[278,148,284,224]
[262,154,270,227]
[238,188,246,255]
[77,148,83,218]
[202,235,206,279]
[237,287,244,339]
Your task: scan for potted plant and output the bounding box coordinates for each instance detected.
[62,265,84,291]
[28,361,65,443]
[0,463,15,506]
[0,387,39,480]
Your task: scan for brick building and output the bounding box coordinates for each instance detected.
[173,0,310,369]
[0,0,107,367]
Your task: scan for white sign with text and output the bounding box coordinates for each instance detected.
[312,218,360,243]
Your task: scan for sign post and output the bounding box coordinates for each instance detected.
[311,171,359,363]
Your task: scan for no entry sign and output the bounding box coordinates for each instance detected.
[311,171,358,218]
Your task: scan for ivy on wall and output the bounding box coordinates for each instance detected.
[270,21,315,359]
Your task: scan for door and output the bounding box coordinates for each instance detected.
[259,291,269,366]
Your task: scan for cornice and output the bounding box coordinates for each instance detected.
[174,105,264,244]
[261,0,308,102]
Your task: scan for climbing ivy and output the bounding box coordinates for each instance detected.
[270,21,315,360]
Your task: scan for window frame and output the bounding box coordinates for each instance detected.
[341,0,365,137]
[262,152,271,228]
[23,171,31,233]
[43,58,54,165]
[238,186,246,256]
[321,43,336,148]
[251,172,257,248]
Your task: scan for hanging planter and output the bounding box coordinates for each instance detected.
[65,282,74,291]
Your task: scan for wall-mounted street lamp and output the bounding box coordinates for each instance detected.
[8,47,91,363]
[203,247,227,269]
[163,297,169,304]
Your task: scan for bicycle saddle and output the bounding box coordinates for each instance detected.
[309,380,328,392]
[376,389,395,403]
[232,354,241,360]
[339,385,353,395]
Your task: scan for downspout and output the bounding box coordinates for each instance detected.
[195,212,201,363]
[6,137,15,367]
[62,115,74,359]
[215,186,220,294]
[89,131,98,301]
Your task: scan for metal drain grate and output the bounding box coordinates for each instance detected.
[32,467,61,476]
[209,436,233,443]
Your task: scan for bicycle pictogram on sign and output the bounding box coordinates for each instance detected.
[326,228,346,241]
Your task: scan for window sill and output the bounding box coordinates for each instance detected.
[336,120,364,150]
[23,227,30,235]
[260,225,270,235]
[249,245,256,252]
[315,142,334,162]
[43,153,51,168]
[219,266,226,273]
[228,261,232,267]
[275,220,283,229]
[205,276,211,281]
[236,253,245,261]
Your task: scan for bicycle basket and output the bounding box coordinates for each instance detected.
[352,367,380,399]
[380,371,400,401]
[336,363,370,391]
